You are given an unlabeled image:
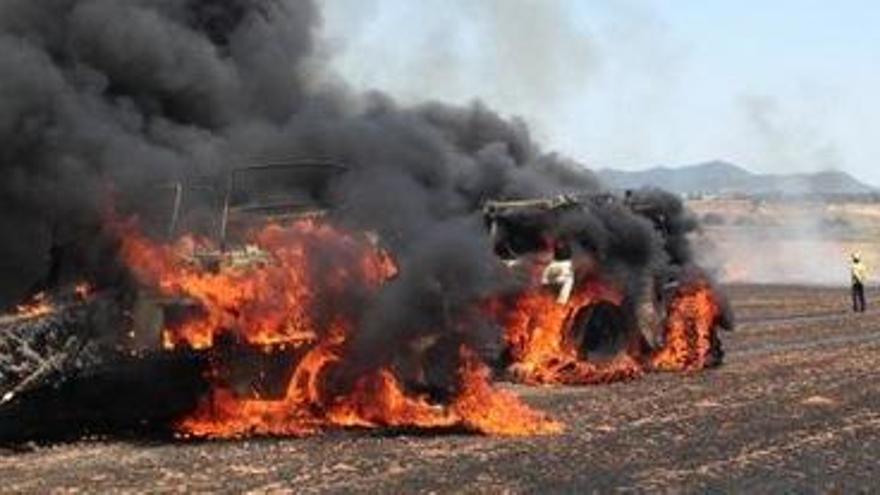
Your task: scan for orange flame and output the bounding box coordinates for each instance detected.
[14,292,55,319]
[650,280,721,372]
[491,277,643,385]
[179,344,561,438]
[114,216,559,438]
[450,347,563,435]
[494,267,722,385]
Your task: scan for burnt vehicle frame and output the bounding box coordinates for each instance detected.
[130,160,348,349]
[0,161,350,440]
[482,191,726,366]
[131,161,352,397]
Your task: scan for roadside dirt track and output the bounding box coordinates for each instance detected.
[1,284,878,493]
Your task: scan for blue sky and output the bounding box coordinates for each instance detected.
[321,1,880,185]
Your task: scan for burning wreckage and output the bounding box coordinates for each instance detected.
[485,192,729,385]
[0,162,731,442]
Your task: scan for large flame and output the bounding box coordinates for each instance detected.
[493,266,722,385]
[117,219,396,351]
[491,276,643,385]
[650,279,721,372]
[114,217,560,438]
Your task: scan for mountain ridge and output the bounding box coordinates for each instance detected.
[596,160,875,196]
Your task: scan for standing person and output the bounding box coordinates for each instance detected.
[851,253,868,313]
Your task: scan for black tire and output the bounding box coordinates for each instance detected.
[569,302,629,362]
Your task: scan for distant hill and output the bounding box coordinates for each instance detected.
[597,161,875,196]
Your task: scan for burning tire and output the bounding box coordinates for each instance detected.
[568,302,630,362]
[650,277,727,371]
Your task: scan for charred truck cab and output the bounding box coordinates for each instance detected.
[0,161,354,439]
[128,161,350,397]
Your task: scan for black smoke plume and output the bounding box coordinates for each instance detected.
[0,0,707,392]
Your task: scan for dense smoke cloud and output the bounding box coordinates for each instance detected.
[0,0,702,389]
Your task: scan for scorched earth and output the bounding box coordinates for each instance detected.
[0,284,876,493]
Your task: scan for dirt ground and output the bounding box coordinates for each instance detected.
[1,284,878,494]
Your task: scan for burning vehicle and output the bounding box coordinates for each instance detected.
[483,191,731,385]
[0,174,729,443]
[0,0,732,444]
[123,162,353,398]
[0,162,561,441]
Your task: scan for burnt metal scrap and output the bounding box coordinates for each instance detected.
[0,288,211,442]
[0,289,101,406]
[0,287,199,442]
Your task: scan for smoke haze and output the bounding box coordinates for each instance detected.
[0,1,707,387]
